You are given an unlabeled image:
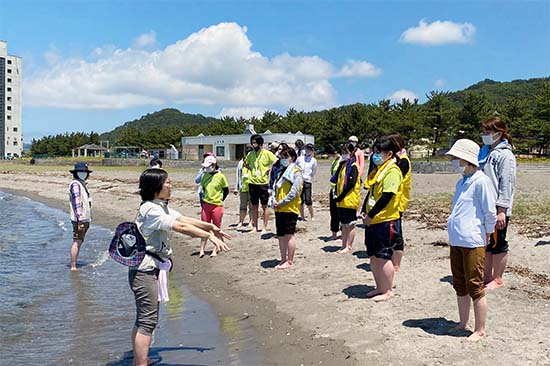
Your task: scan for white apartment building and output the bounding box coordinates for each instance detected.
[0,41,23,158]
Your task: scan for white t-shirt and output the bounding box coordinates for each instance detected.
[135,199,181,271]
[296,155,318,183]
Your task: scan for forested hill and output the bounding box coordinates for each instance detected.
[448,77,549,106]
[100,77,548,142]
[32,76,549,156]
[99,108,220,142]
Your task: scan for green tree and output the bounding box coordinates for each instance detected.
[424,91,455,155]
[455,92,491,141]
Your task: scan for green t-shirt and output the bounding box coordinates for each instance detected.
[244,148,277,185]
[201,172,229,206]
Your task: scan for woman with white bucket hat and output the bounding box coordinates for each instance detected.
[445,139,497,341]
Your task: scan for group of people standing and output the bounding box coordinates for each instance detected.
[324,133,411,303]
[65,116,515,363]
[232,134,318,269]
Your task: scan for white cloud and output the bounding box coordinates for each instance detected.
[218,106,278,119]
[388,89,418,104]
[400,19,475,45]
[43,44,62,65]
[132,31,157,49]
[434,79,446,88]
[24,22,381,111]
[336,60,382,77]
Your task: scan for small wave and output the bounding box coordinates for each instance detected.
[57,220,67,231]
[90,250,110,268]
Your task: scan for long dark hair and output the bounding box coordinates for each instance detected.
[139,169,168,201]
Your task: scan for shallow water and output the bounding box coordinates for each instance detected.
[0,190,262,365]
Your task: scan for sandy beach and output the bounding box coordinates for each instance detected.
[1,161,549,365]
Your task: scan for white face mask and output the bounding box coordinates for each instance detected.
[341,154,350,161]
[280,158,290,167]
[482,132,501,146]
[452,159,466,175]
[77,172,88,180]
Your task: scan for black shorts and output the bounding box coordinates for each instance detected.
[249,184,269,206]
[338,208,357,226]
[275,212,298,237]
[393,215,404,251]
[301,182,312,206]
[72,221,90,241]
[486,216,510,254]
[364,219,402,260]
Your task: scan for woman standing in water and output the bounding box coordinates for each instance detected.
[131,169,230,366]
[478,116,516,291]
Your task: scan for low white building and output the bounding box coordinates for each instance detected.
[72,144,107,158]
[181,124,315,161]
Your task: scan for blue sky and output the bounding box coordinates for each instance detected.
[1,0,549,142]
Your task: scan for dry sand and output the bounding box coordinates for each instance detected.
[1,161,549,366]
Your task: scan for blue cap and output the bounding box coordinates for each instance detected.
[70,162,92,173]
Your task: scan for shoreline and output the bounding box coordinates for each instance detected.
[2,186,357,365]
[2,163,550,365]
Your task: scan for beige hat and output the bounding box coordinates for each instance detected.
[445,139,480,167]
[348,135,359,143]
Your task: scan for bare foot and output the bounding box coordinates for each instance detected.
[276,261,293,270]
[70,267,78,271]
[199,252,205,258]
[394,266,400,273]
[236,223,243,229]
[484,279,504,291]
[466,330,486,342]
[210,251,218,258]
[274,260,285,269]
[372,290,393,302]
[447,323,472,334]
[337,247,351,254]
[366,288,382,298]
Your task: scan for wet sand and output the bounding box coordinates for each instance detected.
[1,161,549,365]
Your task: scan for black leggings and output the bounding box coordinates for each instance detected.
[329,189,340,233]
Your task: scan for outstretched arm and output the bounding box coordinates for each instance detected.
[172,217,230,252]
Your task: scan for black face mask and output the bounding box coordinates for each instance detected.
[253,146,260,152]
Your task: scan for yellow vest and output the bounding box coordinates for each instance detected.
[275,167,302,215]
[398,153,412,213]
[364,158,403,224]
[335,162,361,210]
